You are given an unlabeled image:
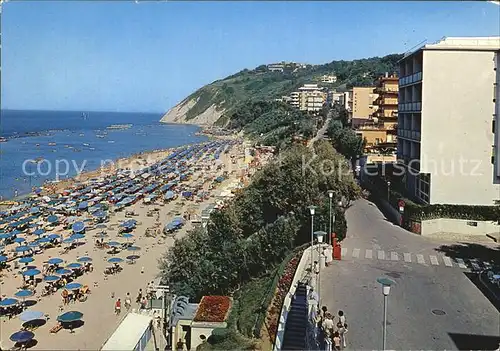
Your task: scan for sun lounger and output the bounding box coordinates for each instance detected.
[50,323,63,334]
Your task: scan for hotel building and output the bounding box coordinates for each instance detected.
[397,36,500,205]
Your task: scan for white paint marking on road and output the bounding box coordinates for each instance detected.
[416,254,425,264]
[443,257,453,267]
[455,258,467,269]
[341,248,347,257]
[365,249,373,259]
[352,248,360,258]
[470,259,480,271]
[429,255,439,265]
[377,250,385,260]
[391,252,398,261]
[403,253,411,263]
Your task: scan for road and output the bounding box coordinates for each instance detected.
[320,199,500,350]
[308,116,331,149]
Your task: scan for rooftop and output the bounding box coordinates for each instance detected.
[193,296,232,323]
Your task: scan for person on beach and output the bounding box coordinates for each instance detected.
[125,293,131,310]
[115,298,121,315]
[61,289,69,305]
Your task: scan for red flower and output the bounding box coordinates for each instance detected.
[193,296,231,323]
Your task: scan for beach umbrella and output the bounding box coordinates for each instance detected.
[11,230,22,236]
[0,298,18,307]
[66,262,82,269]
[48,258,63,265]
[121,233,134,239]
[47,215,58,224]
[44,275,60,282]
[76,256,92,263]
[13,237,26,244]
[37,237,51,244]
[72,221,85,233]
[55,268,71,276]
[62,238,74,244]
[33,229,45,236]
[57,311,83,323]
[18,257,34,264]
[19,310,44,322]
[15,246,31,253]
[70,233,85,241]
[78,202,88,210]
[9,330,34,343]
[0,255,7,263]
[28,241,39,248]
[47,234,61,240]
[65,282,82,290]
[127,246,141,252]
[30,206,40,214]
[95,224,107,229]
[107,241,120,247]
[107,257,123,264]
[0,233,11,240]
[126,255,140,261]
[14,289,34,299]
[22,269,41,277]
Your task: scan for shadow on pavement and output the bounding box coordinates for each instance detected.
[435,242,500,267]
[463,272,500,312]
[448,332,500,350]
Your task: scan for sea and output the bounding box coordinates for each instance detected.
[0,110,208,200]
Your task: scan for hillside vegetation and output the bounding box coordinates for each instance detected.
[166,53,402,126]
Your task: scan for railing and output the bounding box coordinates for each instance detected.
[397,129,421,141]
[399,71,422,87]
[398,101,422,112]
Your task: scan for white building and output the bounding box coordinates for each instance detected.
[397,36,500,206]
[321,74,338,83]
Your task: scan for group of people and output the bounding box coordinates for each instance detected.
[113,287,150,315]
[315,307,348,350]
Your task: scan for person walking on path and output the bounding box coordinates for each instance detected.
[332,331,341,351]
[136,288,143,305]
[337,322,346,349]
[115,298,122,315]
[338,310,346,325]
[125,293,131,310]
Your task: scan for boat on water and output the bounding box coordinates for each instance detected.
[0,137,7,143]
[108,140,115,143]
[83,143,90,147]
[48,142,56,146]
[96,135,106,138]
[106,124,132,130]
[79,133,85,137]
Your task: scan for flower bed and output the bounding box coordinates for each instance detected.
[266,250,304,343]
[193,295,232,323]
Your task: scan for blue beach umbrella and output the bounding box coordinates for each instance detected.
[37,237,51,244]
[10,330,34,343]
[13,237,26,244]
[47,215,58,223]
[127,246,141,252]
[76,256,92,263]
[0,298,18,307]
[0,255,7,263]
[0,233,11,240]
[66,262,82,269]
[55,268,71,276]
[22,269,41,277]
[18,257,34,264]
[62,238,74,244]
[33,229,45,236]
[28,241,39,248]
[30,207,40,214]
[65,282,82,290]
[47,258,63,265]
[44,275,60,282]
[19,310,44,322]
[48,234,61,240]
[107,241,120,247]
[107,257,123,263]
[15,246,31,253]
[72,221,85,233]
[70,233,85,241]
[57,310,83,323]
[14,290,34,299]
[121,233,134,239]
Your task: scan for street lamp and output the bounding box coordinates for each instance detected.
[327,190,334,244]
[386,180,391,201]
[377,277,395,351]
[314,230,326,305]
[308,205,317,276]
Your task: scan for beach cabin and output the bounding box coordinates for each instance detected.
[100,313,156,351]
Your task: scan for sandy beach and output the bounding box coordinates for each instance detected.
[0,138,253,350]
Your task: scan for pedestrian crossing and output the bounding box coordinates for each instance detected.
[340,247,491,271]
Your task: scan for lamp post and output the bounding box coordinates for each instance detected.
[308,205,317,276]
[386,181,391,201]
[327,190,334,244]
[377,277,395,351]
[314,230,326,305]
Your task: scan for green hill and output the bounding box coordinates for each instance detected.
[160,53,403,126]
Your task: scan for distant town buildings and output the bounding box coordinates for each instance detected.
[266,61,308,73]
[280,84,326,112]
[320,74,338,83]
[397,36,500,205]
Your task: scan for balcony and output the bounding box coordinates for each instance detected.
[374,87,399,95]
[398,101,422,113]
[399,71,422,87]
[397,128,421,141]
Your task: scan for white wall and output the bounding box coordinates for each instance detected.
[420,218,500,236]
[421,50,500,205]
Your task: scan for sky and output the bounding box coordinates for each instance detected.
[1,1,499,113]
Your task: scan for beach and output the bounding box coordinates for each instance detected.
[0,138,256,350]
